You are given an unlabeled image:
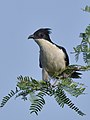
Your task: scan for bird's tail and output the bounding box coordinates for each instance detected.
[54,65,82,79]
[55,71,82,79]
[70,72,82,78]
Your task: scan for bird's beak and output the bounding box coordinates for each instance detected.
[28,34,34,39]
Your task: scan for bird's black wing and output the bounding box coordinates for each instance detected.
[55,44,82,78]
[39,51,42,68]
[55,44,69,66]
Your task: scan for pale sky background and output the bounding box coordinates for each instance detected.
[0,0,90,120]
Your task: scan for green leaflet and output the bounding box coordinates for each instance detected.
[73,25,90,65]
[82,6,90,13]
[0,88,19,107]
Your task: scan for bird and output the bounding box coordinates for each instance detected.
[28,28,81,81]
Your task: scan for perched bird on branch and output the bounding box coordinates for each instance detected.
[28,28,81,81]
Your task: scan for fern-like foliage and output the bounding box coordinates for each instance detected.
[54,84,85,116]
[0,67,87,116]
[29,91,46,115]
[73,24,90,65]
[0,87,19,107]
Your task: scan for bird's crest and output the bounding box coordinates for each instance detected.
[35,28,52,35]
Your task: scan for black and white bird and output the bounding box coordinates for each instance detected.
[28,28,81,81]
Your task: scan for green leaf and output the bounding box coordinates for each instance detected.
[73,25,90,65]
[82,6,90,13]
[0,88,19,107]
[54,84,85,116]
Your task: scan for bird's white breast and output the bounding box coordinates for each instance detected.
[35,39,66,76]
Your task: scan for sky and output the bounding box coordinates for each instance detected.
[0,0,90,120]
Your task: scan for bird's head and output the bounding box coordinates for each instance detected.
[28,28,52,42]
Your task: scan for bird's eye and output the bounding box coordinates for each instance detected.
[39,33,44,38]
